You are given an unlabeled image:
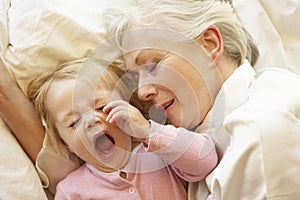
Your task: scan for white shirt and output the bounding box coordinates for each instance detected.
[189,60,300,200]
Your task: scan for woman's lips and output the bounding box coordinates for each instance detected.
[164,99,174,110]
[94,133,116,160]
[156,99,174,111]
[156,99,174,116]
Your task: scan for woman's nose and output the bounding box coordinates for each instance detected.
[137,83,158,101]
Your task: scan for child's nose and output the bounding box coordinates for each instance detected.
[84,112,101,130]
[86,118,99,129]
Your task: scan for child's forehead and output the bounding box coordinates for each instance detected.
[94,87,112,99]
[95,84,123,102]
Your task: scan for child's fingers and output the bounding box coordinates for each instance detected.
[106,104,129,123]
[108,109,128,124]
[103,100,128,113]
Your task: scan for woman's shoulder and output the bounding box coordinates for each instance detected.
[250,67,300,113]
[224,67,300,131]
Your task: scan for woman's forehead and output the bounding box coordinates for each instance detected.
[123,49,166,69]
[121,28,178,47]
[123,50,140,70]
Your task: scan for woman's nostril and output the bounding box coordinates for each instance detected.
[145,93,153,100]
[138,84,157,101]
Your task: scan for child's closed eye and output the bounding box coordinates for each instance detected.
[69,118,80,128]
[96,105,106,112]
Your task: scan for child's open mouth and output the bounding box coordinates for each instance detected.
[94,133,115,160]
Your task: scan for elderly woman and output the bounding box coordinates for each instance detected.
[105,0,300,199]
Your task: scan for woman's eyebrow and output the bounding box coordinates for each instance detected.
[135,50,166,65]
[135,51,143,65]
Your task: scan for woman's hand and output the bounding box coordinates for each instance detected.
[0,57,44,162]
[103,100,150,143]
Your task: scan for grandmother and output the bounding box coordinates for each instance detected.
[105,0,300,199]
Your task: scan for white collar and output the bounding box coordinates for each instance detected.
[195,60,256,157]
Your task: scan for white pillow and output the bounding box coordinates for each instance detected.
[3,0,114,196]
[0,120,48,199]
[233,0,300,75]
[257,0,300,75]
[0,0,47,199]
[6,0,109,91]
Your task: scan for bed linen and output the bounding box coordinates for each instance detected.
[0,0,299,199]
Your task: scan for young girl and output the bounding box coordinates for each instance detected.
[27,58,217,199]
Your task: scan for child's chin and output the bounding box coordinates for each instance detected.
[109,150,132,170]
[96,145,116,161]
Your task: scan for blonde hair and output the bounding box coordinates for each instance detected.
[27,58,128,130]
[105,0,258,66]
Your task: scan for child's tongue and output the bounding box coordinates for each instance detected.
[95,134,115,154]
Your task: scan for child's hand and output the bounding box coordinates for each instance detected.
[103,100,150,143]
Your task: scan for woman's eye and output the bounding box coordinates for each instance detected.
[127,70,139,80]
[148,62,158,73]
[69,118,80,128]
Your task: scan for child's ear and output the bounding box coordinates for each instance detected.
[195,25,224,63]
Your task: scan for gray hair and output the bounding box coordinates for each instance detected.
[105,0,258,66]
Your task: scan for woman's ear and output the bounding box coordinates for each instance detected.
[196,25,223,63]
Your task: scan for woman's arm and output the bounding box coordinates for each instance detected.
[0,57,44,162]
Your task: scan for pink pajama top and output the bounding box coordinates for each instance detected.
[55,121,217,200]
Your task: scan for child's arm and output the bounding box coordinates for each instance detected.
[103,100,218,182]
[146,120,217,182]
